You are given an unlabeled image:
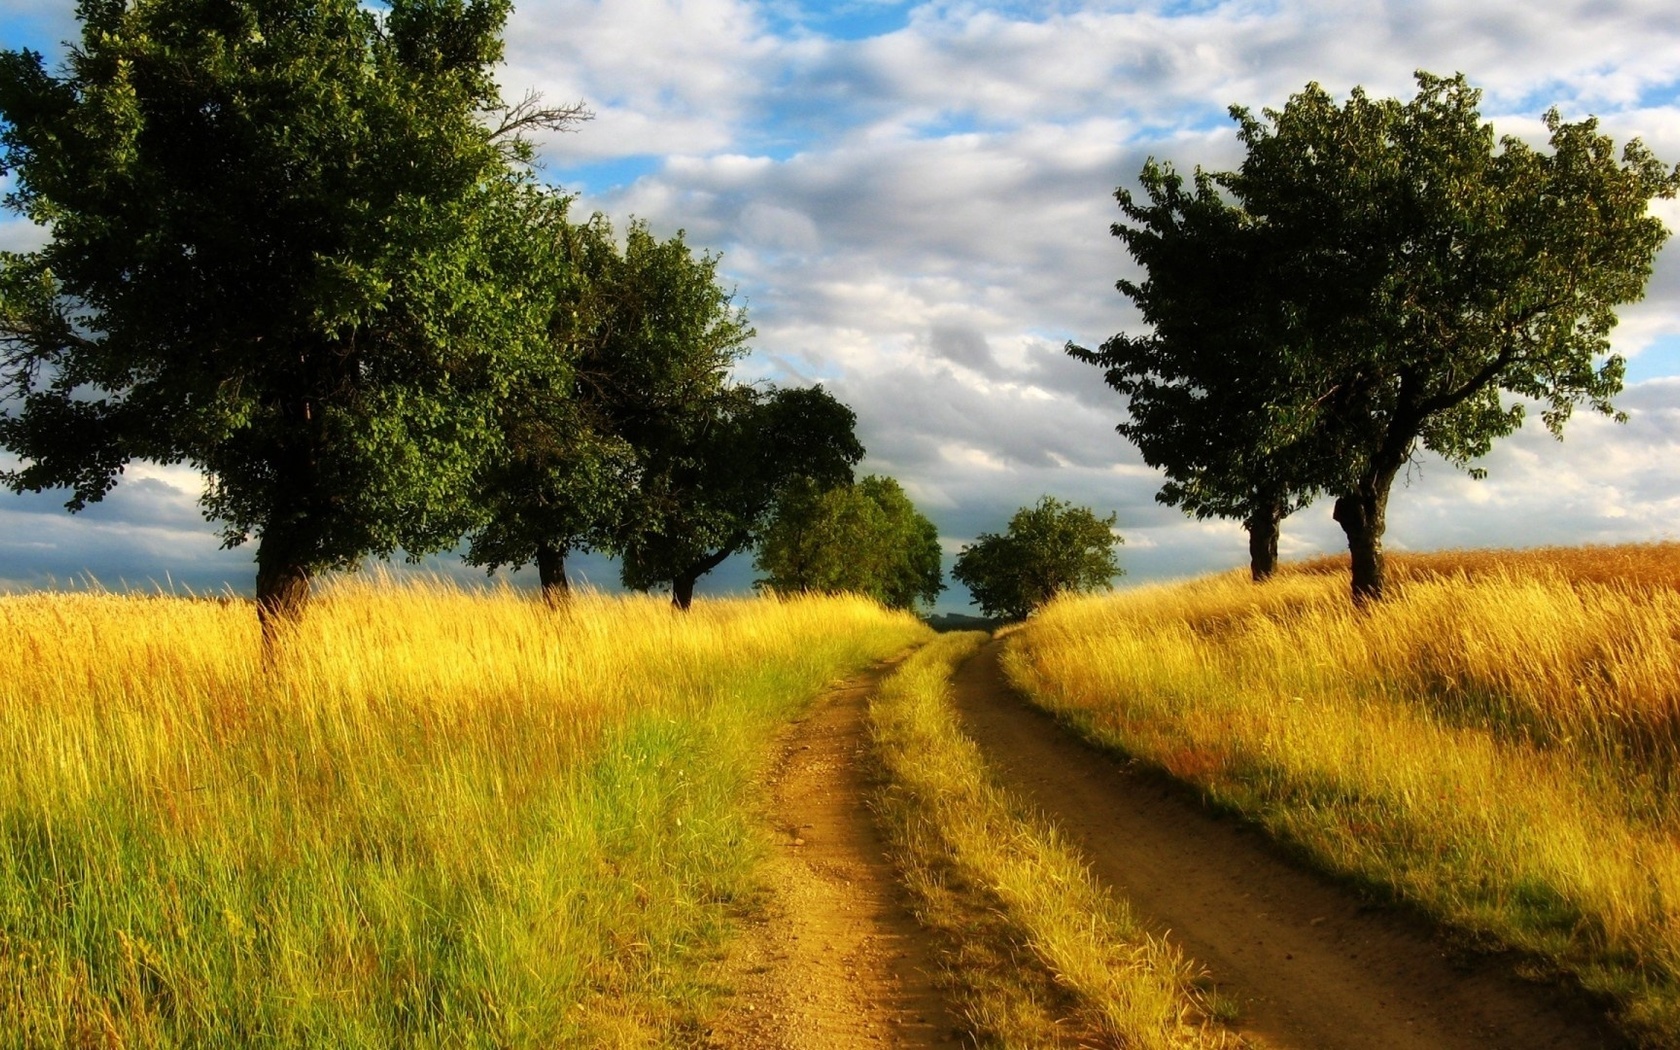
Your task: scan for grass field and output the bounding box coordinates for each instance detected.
[1002,543,1680,1046]
[0,579,928,1047]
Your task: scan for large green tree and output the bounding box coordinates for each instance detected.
[0,0,581,633]
[1229,73,1677,602]
[466,216,747,603]
[620,384,864,609]
[1069,162,1329,581]
[952,497,1121,621]
[754,474,943,610]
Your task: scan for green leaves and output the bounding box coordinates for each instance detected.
[1079,71,1677,599]
[754,475,944,611]
[0,0,572,598]
[1070,148,1327,537]
[460,209,868,608]
[618,384,864,603]
[1227,71,1677,476]
[952,497,1121,621]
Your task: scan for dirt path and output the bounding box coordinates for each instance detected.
[705,658,963,1050]
[949,640,1626,1050]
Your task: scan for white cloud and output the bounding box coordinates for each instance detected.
[503,0,781,160]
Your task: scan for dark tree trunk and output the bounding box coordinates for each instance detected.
[257,391,324,652]
[671,573,698,611]
[1244,500,1283,583]
[1332,472,1396,605]
[669,544,738,611]
[536,542,570,606]
[255,534,312,652]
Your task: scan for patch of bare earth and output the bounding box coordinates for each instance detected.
[704,658,964,1050]
[951,639,1627,1050]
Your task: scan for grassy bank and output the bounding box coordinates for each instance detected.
[868,631,1234,1048]
[0,580,928,1047]
[1003,544,1680,1046]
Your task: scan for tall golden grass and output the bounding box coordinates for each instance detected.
[1003,544,1680,1046]
[1286,540,1680,591]
[0,577,928,1047]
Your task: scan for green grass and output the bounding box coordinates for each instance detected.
[0,582,930,1047]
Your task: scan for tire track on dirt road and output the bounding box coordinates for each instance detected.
[705,656,964,1050]
[949,639,1626,1050]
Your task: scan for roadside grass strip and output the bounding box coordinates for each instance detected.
[1003,549,1680,1048]
[0,580,928,1048]
[868,631,1238,1049]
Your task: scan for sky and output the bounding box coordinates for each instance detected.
[1,0,1678,611]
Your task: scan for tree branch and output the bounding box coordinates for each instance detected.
[691,525,757,580]
[1412,293,1572,419]
[488,90,593,143]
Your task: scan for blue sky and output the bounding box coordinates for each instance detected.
[3,0,1680,610]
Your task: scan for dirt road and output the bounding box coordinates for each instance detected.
[949,639,1625,1050]
[705,658,963,1050]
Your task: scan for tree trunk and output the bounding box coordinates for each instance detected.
[1244,501,1283,583]
[536,542,570,606]
[255,536,312,653]
[669,543,739,611]
[672,573,697,611]
[1332,473,1395,605]
[257,394,323,653]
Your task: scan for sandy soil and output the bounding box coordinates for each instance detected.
[704,658,965,1050]
[949,639,1628,1050]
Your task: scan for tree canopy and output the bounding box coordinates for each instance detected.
[1237,73,1677,601]
[466,215,749,602]
[620,384,864,609]
[1075,72,1677,602]
[1068,162,1329,581]
[952,497,1121,621]
[755,474,943,611]
[0,0,583,631]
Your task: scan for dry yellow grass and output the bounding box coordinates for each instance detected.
[1003,544,1680,1046]
[1286,541,1680,591]
[0,577,929,1047]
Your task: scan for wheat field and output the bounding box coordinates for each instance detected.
[0,578,928,1047]
[1003,544,1680,1045]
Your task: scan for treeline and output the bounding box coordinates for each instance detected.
[0,0,942,635]
[7,5,1672,632]
[1073,72,1678,603]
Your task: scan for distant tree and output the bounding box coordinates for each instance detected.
[755,474,943,610]
[1227,72,1678,603]
[952,497,1121,621]
[466,216,745,603]
[1069,162,1329,582]
[0,0,585,637]
[621,384,864,609]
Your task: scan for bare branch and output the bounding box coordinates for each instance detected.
[489,90,593,142]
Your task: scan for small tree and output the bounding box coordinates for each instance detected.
[466,216,745,603]
[755,474,943,610]
[0,0,583,636]
[1069,162,1328,581]
[952,497,1121,621]
[620,384,864,609]
[1229,72,1677,603]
